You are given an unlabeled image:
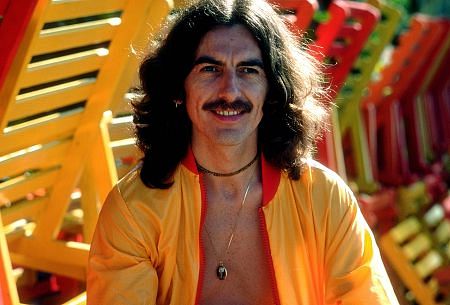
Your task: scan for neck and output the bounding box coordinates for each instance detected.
[196,153,258,177]
[192,144,258,177]
[202,157,261,204]
[192,145,259,194]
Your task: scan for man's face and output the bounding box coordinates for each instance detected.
[184,24,268,148]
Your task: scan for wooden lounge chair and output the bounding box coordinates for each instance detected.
[380,204,450,305]
[0,0,170,288]
[399,17,448,175]
[337,0,401,193]
[312,0,380,179]
[416,20,450,165]
[361,15,437,186]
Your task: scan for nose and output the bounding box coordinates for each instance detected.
[218,69,240,102]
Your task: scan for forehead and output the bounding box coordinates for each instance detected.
[195,24,263,60]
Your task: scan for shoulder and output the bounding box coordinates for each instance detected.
[98,167,168,229]
[98,168,150,226]
[282,159,357,212]
[116,163,196,200]
[98,166,181,247]
[304,159,354,197]
[305,159,347,185]
[280,159,352,193]
[115,166,173,207]
[116,165,149,201]
[109,164,197,220]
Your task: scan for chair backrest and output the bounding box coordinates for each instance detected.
[400,17,448,174]
[419,20,450,162]
[361,15,430,110]
[337,0,401,193]
[81,0,171,241]
[381,206,450,304]
[106,96,143,180]
[324,1,380,97]
[337,0,401,106]
[304,0,347,175]
[309,1,348,61]
[361,15,432,186]
[102,1,172,181]
[380,217,442,304]
[0,0,170,281]
[312,0,379,178]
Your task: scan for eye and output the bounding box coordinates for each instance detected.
[239,67,259,74]
[200,65,219,72]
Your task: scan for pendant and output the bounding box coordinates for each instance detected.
[216,262,227,280]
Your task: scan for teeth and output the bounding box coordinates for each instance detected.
[216,110,239,116]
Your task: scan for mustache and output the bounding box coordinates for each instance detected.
[202,99,253,112]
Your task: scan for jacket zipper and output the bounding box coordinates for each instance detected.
[258,207,281,305]
[194,173,207,305]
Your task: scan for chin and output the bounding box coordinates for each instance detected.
[211,129,254,146]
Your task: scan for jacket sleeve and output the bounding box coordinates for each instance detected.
[87,186,158,304]
[324,179,399,305]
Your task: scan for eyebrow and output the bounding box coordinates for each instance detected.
[193,56,222,66]
[193,56,265,69]
[238,59,265,69]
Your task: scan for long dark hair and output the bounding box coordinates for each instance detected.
[133,0,329,188]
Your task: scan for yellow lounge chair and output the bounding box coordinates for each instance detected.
[0,0,170,286]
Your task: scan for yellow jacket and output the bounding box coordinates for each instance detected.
[87,150,399,304]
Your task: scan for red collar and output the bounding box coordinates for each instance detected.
[181,147,280,206]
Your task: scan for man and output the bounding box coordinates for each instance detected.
[87,0,400,304]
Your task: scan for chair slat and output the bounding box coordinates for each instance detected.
[7,78,94,122]
[0,110,82,154]
[415,250,443,279]
[0,169,59,205]
[1,197,47,225]
[8,250,85,281]
[111,141,140,158]
[0,140,71,178]
[110,93,133,116]
[403,233,432,261]
[32,19,120,56]
[108,116,133,141]
[9,237,89,268]
[21,48,107,88]
[435,220,450,244]
[44,0,126,23]
[389,217,422,243]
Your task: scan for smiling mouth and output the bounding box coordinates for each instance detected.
[214,109,241,116]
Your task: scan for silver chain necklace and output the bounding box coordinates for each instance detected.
[204,180,252,280]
